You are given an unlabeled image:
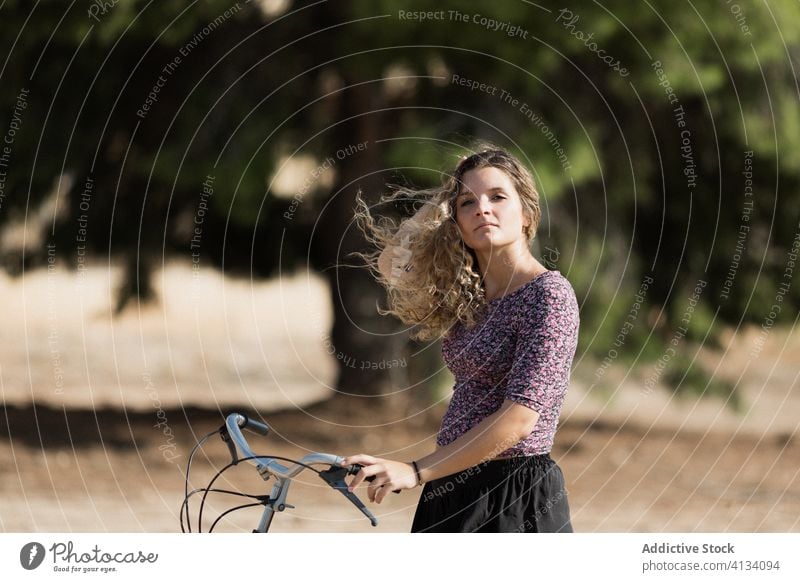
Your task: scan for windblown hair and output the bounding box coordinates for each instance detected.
[355,147,541,341]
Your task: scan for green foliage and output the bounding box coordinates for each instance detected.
[664,351,742,412]
[1,0,798,398]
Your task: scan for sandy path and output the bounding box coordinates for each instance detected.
[1,402,797,533]
[1,264,798,532]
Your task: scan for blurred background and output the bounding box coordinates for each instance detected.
[0,0,798,532]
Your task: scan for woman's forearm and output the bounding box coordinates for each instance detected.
[416,400,539,483]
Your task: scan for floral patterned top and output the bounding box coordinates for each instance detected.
[437,270,580,457]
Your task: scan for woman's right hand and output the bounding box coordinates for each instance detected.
[341,454,419,504]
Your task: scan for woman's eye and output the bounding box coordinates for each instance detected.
[493,194,506,201]
[459,199,473,207]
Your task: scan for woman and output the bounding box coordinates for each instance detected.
[344,147,579,533]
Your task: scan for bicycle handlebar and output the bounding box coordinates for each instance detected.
[222,412,380,527]
[225,413,346,477]
[238,414,270,436]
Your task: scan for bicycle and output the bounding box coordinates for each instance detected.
[180,412,382,532]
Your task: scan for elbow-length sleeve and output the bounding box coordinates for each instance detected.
[504,277,580,417]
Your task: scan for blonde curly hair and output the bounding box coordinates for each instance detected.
[355,147,541,341]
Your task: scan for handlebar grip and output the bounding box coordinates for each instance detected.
[237,414,270,436]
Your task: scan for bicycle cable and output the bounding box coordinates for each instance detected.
[197,455,323,533]
[181,428,219,533]
[181,488,269,533]
[208,502,268,533]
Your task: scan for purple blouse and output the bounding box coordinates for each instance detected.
[437,270,580,458]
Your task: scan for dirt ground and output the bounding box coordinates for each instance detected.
[1,265,798,532]
[0,398,797,533]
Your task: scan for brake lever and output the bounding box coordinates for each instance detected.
[317,466,378,527]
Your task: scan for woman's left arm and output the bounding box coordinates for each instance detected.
[345,277,579,504]
[343,400,538,504]
[417,399,540,480]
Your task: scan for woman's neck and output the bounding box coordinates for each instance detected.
[475,244,544,300]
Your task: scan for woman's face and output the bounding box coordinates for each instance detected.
[454,166,530,253]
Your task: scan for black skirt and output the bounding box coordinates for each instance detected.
[411,455,573,533]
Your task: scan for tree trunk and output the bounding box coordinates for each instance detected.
[114,250,155,314]
[316,82,403,398]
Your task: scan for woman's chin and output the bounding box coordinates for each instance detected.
[468,231,497,245]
